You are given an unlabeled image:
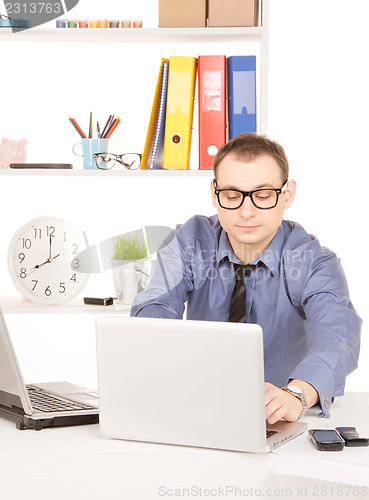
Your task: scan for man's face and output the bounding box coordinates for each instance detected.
[211,153,296,262]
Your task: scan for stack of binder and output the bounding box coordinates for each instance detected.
[198,55,227,170]
[142,54,257,171]
[227,55,257,141]
[142,56,197,170]
[141,58,169,170]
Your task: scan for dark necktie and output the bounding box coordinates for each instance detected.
[228,264,253,323]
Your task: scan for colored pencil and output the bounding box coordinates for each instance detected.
[103,118,116,138]
[68,116,87,138]
[100,114,112,139]
[88,111,93,138]
[105,117,121,138]
[69,113,120,140]
[103,115,115,138]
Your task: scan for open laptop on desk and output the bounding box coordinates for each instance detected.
[0,309,99,430]
[96,316,307,453]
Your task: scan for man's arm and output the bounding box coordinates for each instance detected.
[265,379,319,424]
[131,229,193,319]
[280,250,362,419]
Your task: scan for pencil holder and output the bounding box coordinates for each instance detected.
[72,138,109,170]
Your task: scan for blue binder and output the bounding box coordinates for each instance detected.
[227,56,257,138]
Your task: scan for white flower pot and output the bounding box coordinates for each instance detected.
[112,258,151,304]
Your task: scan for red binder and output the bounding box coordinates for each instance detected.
[198,55,227,170]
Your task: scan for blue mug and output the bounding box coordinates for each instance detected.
[72,138,109,170]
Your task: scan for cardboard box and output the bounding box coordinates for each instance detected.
[159,0,207,27]
[208,0,259,27]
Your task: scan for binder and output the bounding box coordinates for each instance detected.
[198,55,226,170]
[149,61,169,169]
[141,58,169,169]
[163,56,197,170]
[227,56,257,139]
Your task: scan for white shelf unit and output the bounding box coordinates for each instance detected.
[0,26,264,42]
[0,168,214,177]
[0,3,269,135]
[0,1,269,312]
[0,296,131,314]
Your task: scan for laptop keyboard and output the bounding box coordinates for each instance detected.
[27,385,95,412]
[266,429,279,439]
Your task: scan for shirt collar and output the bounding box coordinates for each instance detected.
[217,222,286,277]
[217,230,239,264]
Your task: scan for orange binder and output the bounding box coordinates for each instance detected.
[163,56,197,170]
[141,58,169,169]
[198,55,226,170]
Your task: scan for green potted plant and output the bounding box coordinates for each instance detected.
[112,234,151,304]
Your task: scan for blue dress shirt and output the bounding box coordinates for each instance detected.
[131,215,362,417]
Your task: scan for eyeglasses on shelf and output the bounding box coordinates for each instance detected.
[93,153,142,170]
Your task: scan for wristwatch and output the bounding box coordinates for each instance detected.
[281,384,308,419]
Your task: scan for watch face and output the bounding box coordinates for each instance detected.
[8,216,89,304]
[287,385,303,394]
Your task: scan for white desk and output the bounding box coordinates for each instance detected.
[0,393,368,500]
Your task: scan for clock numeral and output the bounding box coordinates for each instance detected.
[34,228,42,239]
[72,258,79,270]
[59,283,66,294]
[18,252,25,263]
[19,268,27,279]
[21,238,31,249]
[47,226,56,237]
[72,243,79,255]
[45,286,52,296]
[32,280,38,291]
[70,273,77,282]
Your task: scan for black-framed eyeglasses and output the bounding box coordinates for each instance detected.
[93,153,142,170]
[213,180,288,210]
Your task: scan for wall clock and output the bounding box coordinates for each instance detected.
[7,216,89,305]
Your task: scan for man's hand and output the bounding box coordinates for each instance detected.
[265,380,319,424]
[265,383,302,424]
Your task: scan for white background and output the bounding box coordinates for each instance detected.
[0,0,368,393]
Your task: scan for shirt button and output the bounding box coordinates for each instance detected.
[324,397,330,408]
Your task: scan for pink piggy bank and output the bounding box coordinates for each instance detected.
[0,138,28,168]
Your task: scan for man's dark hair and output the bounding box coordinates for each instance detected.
[213,133,289,183]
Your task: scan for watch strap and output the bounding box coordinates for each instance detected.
[281,385,308,419]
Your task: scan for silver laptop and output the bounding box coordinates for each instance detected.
[0,309,99,430]
[96,316,307,453]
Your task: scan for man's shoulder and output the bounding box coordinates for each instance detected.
[176,214,222,242]
[282,220,339,266]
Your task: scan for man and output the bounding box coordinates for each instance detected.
[131,133,361,424]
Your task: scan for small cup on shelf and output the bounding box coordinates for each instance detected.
[72,138,109,170]
[109,20,120,28]
[97,19,108,28]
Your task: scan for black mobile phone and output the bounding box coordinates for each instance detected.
[83,297,115,306]
[335,427,369,447]
[308,429,345,451]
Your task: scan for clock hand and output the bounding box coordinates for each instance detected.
[27,253,60,276]
[27,259,51,275]
[28,237,56,275]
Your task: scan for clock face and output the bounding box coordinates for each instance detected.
[7,216,89,304]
